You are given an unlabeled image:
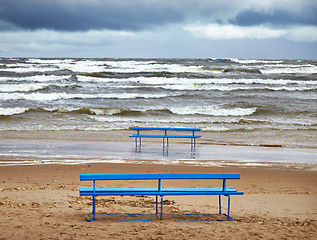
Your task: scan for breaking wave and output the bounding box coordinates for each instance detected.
[0,106,258,117]
[0,92,180,101]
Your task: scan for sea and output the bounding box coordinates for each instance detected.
[0,58,317,151]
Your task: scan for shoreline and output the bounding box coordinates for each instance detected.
[1,135,317,167]
[1,157,317,172]
[0,162,316,239]
[1,129,317,149]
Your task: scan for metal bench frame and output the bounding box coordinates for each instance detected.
[129,127,201,149]
[79,173,243,221]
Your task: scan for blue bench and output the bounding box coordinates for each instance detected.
[79,173,243,221]
[129,127,201,148]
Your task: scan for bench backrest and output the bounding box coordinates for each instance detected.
[80,173,240,181]
[131,127,201,132]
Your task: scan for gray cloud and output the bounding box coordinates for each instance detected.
[230,9,317,27]
[1,0,316,32]
[0,0,316,59]
[0,0,185,31]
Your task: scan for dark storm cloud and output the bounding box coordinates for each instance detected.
[231,9,317,27]
[0,0,185,31]
[1,0,315,32]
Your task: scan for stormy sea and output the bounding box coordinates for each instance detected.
[0,58,316,150]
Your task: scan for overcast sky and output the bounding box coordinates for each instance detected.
[0,0,316,59]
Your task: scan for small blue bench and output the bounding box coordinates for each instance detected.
[129,127,201,148]
[79,173,243,221]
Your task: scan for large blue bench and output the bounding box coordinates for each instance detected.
[129,127,201,148]
[79,173,243,221]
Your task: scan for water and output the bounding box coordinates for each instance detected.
[0,58,317,148]
[0,139,316,166]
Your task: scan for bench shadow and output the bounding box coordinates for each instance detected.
[86,212,234,222]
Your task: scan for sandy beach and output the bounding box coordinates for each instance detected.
[0,160,316,239]
[1,4,317,240]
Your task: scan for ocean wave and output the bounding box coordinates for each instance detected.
[1,123,315,132]
[85,76,316,86]
[89,108,123,115]
[115,106,258,117]
[88,116,212,124]
[0,107,29,116]
[169,107,257,116]
[3,59,106,74]
[21,59,201,74]
[103,60,202,73]
[0,83,48,92]
[261,66,317,74]
[66,107,257,117]
[1,63,59,73]
[160,84,317,91]
[0,106,257,117]
[161,84,237,91]
[59,60,107,73]
[0,75,72,82]
[26,59,75,64]
[1,76,316,94]
[77,75,118,82]
[230,59,284,64]
[0,92,180,101]
[88,115,266,125]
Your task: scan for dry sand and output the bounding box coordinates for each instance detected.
[0,162,316,240]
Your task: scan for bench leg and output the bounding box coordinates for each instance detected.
[156,196,158,214]
[218,195,222,214]
[87,196,96,222]
[135,137,142,147]
[219,195,233,220]
[227,195,231,220]
[160,196,163,220]
[93,196,96,221]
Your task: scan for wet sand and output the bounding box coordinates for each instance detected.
[0,162,316,239]
[1,137,317,166]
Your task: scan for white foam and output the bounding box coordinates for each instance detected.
[88,106,257,120]
[60,60,106,73]
[89,115,215,124]
[165,84,245,91]
[89,108,122,115]
[0,75,71,82]
[0,107,29,116]
[77,75,116,82]
[2,63,59,73]
[0,92,180,101]
[265,86,317,91]
[231,59,284,64]
[43,107,81,113]
[120,77,317,86]
[103,60,201,73]
[26,59,75,64]
[0,83,48,92]
[261,65,317,74]
[169,107,257,116]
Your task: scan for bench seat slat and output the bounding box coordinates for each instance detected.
[80,187,243,196]
[80,187,238,192]
[131,127,201,131]
[130,134,201,138]
[80,173,241,181]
